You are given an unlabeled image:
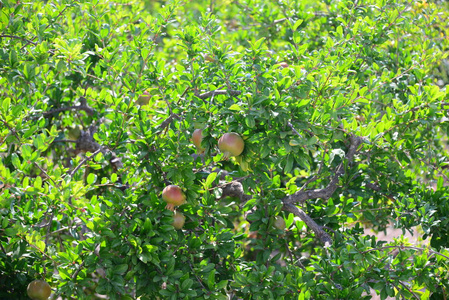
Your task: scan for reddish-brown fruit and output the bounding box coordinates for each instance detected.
[137,91,151,105]
[279,62,289,68]
[173,211,186,229]
[204,54,216,62]
[162,185,186,211]
[274,216,286,230]
[218,132,244,159]
[27,280,51,300]
[192,129,205,153]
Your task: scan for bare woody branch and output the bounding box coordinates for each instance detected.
[220,180,333,246]
[283,203,332,247]
[159,113,180,131]
[284,135,363,205]
[218,135,363,246]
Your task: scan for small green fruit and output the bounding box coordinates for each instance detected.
[274,216,286,230]
[27,280,51,300]
[173,211,186,230]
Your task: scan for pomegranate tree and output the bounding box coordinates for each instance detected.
[218,132,244,159]
[192,129,205,153]
[172,211,186,229]
[27,280,51,300]
[162,185,186,211]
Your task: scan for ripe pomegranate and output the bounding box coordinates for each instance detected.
[162,185,186,211]
[172,211,186,229]
[192,129,205,153]
[218,132,244,159]
[27,280,51,300]
[274,216,286,230]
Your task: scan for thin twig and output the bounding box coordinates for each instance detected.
[0,34,37,45]
[71,260,86,280]
[44,211,55,249]
[33,162,58,187]
[52,139,78,144]
[287,121,303,138]
[196,89,241,99]
[361,245,449,261]
[20,5,70,50]
[69,148,101,177]
[188,260,207,290]
[397,281,420,300]
[42,105,95,117]
[0,118,21,143]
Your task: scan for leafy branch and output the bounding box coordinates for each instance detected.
[0,34,37,45]
[284,134,363,205]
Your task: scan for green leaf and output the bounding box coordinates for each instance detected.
[2,97,10,114]
[114,264,129,275]
[284,155,294,174]
[111,173,118,183]
[205,172,217,188]
[216,280,228,290]
[34,176,42,189]
[86,173,97,185]
[181,278,193,290]
[5,228,18,236]
[292,19,303,31]
[228,104,242,111]
[207,270,215,289]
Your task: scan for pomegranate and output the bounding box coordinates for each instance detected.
[192,129,205,153]
[274,216,286,230]
[172,211,186,229]
[218,132,244,159]
[162,185,186,211]
[137,90,151,106]
[27,280,51,300]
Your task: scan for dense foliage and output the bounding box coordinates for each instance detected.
[1,0,449,299]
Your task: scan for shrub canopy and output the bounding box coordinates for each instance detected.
[1,0,449,299]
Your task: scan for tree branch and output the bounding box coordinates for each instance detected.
[34,162,58,187]
[0,34,37,45]
[70,125,124,179]
[159,113,180,131]
[52,139,78,144]
[43,105,94,117]
[287,121,303,139]
[360,245,449,261]
[284,135,363,204]
[69,148,101,177]
[283,203,333,247]
[196,89,241,99]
